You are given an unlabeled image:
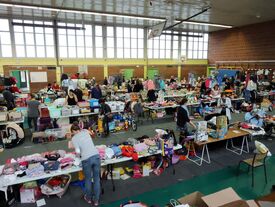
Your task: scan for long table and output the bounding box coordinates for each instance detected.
[57,110,124,119]
[187,128,250,166]
[0,144,182,190]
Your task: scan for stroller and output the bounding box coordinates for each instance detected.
[1,122,25,149]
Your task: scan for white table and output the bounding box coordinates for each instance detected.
[0,117,25,126]
[0,144,182,188]
[55,110,124,119]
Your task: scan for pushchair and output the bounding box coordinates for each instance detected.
[0,122,25,148]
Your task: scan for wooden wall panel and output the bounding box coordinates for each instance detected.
[153,65,178,79]
[3,66,56,93]
[87,66,104,82]
[208,20,275,65]
[108,66,143,78]
[181,65,207,79]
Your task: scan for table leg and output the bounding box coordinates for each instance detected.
[110,164,115,192]
[187,143,211,166]
[226,136,249,155]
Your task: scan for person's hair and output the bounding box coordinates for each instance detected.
[221,92,226,97]
[48,83,52,87]
[179,97,188,105]
[99,98,105,104]
[69,89,74,93]
[30,93,36,99]
[71,122,81,132]
[214,84,219,90]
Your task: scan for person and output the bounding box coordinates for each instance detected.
[90,84,102,99]
[170,76,176,84]
[65,89,78,106]
[99,98,112,135]
[74,87,84,102]
[27,94,40,132]
[61,78,69,93]
[244,109,264,127]
[133,79,143,92]
[47,83,54,93]
[211,84,221,98]
[2,88,15,110]
[246,76,257,106]
[71,73,80,79]
[68,122,100,206]
[103,77,108,85]
[217,93,232,122]
[126,81,132,93]
[224,78,232,90]
[177,98,196,138]
[10,84,21,93]
[52,82,60,91]
[159,78,166,91]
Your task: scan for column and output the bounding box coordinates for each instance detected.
[177,64,181,80]
[104,65,108,78]
[144,65,147,79]
[56,66,61,84]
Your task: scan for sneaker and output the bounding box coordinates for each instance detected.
[93,201,99,206]
[84,195,92,204]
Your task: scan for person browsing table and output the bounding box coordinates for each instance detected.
[68,122,100,206]
[177,98,196,136]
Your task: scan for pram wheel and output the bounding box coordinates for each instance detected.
[132,120,137,131]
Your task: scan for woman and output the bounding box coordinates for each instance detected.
[177,98,196,137]
[217,93,232,123]
[69,122,100,206]
[27,93,40,132]
[65,89,78,106]
[133,79,143,92]
[211,84,221,98]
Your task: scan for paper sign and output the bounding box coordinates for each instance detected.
[36,199,46,207]
[30,72,48,83]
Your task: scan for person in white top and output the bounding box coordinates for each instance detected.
[211,84,221,98]
[217,93,232,122]
[246,76,257,106]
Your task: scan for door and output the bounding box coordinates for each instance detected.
[147,68,159,79]
[123,69,134,80]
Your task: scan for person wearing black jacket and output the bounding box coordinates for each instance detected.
[177,98,196,136]
[99,98,112,135]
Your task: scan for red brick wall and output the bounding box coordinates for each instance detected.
[62,66,104,82]
[208,20,275,65]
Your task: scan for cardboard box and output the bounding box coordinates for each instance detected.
[178,191,207,207]
[202,188,259,207]
[20,186,41,203]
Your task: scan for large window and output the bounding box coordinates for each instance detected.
[12,20,54,58]
[0,18,209,60]
[0,19,12,57]
[187,32,208,59]
[95,25,103,58]
[116,26,144,59]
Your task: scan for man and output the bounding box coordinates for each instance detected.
[2,88,15,110]
[90,84,102,99]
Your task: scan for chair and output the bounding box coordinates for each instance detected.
[237,152,268,187]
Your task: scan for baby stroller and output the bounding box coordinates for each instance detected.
[1,122,24,148]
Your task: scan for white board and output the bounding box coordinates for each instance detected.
[30,72,48,83]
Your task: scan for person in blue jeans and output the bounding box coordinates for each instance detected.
[69,122,100,206]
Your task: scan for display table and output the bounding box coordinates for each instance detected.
[0,117,25,126]
[0,144,182,190]
[187,128,250,166]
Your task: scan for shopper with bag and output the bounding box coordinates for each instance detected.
[68,122,100,206]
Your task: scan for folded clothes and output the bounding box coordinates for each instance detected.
[26,163,45,177]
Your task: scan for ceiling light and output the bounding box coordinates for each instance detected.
[0,2,165,22]
[176,20,232,28]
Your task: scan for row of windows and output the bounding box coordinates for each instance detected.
[0,19,208,59]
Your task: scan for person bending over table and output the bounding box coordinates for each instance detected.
[68,122,100,206]
[177,98,196,144]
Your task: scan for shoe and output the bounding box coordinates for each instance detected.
[93,201,99,206]
[84,195,92,204]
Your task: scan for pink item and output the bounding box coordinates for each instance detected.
[59,157,74,164]
[133,143,148,153]
[132,165,142,178]
[147,80,155,90]
[96,146,106,160]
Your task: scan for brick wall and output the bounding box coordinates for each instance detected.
[181,65,207,79]
[208,20,275,65]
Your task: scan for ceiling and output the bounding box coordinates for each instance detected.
[0,0,275,33]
